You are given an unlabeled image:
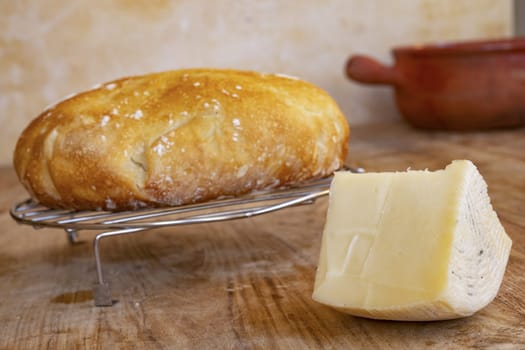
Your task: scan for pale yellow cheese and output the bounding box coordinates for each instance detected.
[312,160,512,321]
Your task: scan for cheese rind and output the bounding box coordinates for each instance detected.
[312,160,512,321]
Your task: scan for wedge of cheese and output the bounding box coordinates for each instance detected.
[312,160,512,321]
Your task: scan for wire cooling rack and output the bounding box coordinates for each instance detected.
[10,166,363,306]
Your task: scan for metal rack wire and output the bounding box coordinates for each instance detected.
[10,167,363,306]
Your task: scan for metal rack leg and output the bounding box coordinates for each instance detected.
[91,228,148,307]
[65,228,80,245]
[93,233,113,306]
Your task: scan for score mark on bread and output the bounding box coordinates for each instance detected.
[14,69,350,211]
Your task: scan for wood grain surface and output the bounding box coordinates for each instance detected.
[0,122,523,349]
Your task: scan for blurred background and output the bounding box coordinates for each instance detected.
[0,0,519,165]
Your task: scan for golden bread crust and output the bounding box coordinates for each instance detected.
[14,69,349,210]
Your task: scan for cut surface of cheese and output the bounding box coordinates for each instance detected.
[312,160,512,321]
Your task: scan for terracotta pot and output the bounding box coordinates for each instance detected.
[346,37,525,130]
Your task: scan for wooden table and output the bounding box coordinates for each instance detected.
[1,122,523,349]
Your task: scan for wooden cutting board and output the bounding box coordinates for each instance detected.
[0,122,523,349]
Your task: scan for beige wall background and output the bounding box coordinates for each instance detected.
[0,0,513,166]
[517,0,525,35]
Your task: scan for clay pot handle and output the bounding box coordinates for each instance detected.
[346,55,402,86]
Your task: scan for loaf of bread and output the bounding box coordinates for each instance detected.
[14,69,349,211]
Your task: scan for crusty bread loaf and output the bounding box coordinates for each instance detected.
[14,68,349,211]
